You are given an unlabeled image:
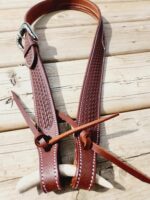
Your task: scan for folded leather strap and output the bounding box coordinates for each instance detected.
[14,0,150,193]
[16,0,104,192]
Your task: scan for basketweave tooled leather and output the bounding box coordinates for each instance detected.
[24,34,62,192]
[14,0,150,194]
[71,21,104,189]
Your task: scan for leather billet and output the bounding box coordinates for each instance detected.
[13,0,150,193]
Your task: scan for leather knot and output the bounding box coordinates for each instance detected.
[35,134,52,152]
[80,130,92,150]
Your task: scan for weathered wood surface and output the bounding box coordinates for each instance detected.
[0,0,150,199]
[0,0,145,9]
[0,109,150,199]
[0,155,150,200]
[1,20,150,68]
[0,1,150,32]
[78,154,150,200]
[1,109,150,181]
[1,52,150,131]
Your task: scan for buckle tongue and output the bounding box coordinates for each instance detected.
[16,22,38,50]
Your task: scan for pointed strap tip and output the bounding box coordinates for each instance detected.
[11,90,18,98]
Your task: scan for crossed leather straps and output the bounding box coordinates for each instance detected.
[13,0,150,193]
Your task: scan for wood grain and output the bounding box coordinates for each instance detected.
[0,155,150,200]
[0,0,150,199]
[78,154,150,200]
[0,0,144,9]
[0,109,150,199]
[0,20,150,68]
[1,52,150,131]
[0,178,78,200]
[0,109,150,182]
[0,1,150,32]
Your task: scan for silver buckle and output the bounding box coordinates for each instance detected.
[16,22,38,50]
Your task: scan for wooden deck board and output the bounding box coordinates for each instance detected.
[0,109,150,199]
[1,52,150,131]
[0,0,150,199]
[78,154,150,200]
[0,1,150,32]
[0,109,150,182]
[1,21,150,68]
[0,0,145,9]
[0,155,150,200]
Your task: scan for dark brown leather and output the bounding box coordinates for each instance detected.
[13,0,150,194]
[24,0,103,192]
[12,89,150,185]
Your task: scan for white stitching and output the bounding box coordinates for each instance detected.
[88,128,99,189]
[39,148,48,193]
[75,22,101,189]
[33,65,61,191]
[53,144,61,190]
[53,117,61,190]
[74,138,82,189]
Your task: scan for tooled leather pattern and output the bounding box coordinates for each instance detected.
[24,33,61,192]
[72,21,105,190]
[24,33,38,69]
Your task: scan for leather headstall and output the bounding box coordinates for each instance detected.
[12,0,150,193]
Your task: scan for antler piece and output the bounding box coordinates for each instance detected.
[16,164,113,193]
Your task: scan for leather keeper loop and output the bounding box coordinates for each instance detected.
[80,130,92,150]
[24,33,38,69]
[35,135,52,152]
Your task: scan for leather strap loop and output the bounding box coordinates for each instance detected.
[24,33,38,69]
[79,130,92,150]
[35,134,52,152]
[22,0,103,192]
[24,0,100,25]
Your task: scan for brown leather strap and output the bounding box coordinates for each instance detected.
[16,0,104,192]
[26,45,62,192]
[72,14,104,190]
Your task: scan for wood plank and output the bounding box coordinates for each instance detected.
[0,20,150,68]
[0,109,150,182]
[1,1,150,32]
[0,0,143,9]
[0,0,41,9]
[0,155,150,200]
[0,178,78,200]
[0,52,150,131]
[0,138,150,200]
[78,154,150,200]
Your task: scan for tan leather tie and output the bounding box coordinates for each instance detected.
[13,0,150,193]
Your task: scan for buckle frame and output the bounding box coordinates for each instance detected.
[16,22,38,50]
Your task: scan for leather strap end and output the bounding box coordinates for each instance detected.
[24,33,38,69]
